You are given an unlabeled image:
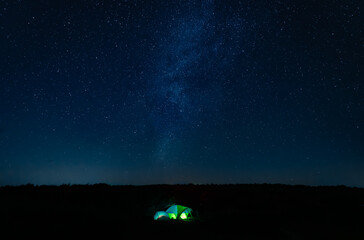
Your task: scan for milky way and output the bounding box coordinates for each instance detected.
[145,1,250,168]
[147,1,219,165]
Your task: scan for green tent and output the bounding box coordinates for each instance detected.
[154,204,193,221]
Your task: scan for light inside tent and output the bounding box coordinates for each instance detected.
[168,213,177,219]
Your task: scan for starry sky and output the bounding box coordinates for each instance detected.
[0,0,363,186]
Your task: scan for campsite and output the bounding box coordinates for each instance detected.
[1,184,364,239]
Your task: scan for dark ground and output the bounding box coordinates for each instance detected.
[1,184,364,239]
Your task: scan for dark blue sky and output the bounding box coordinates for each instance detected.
[0,0,363,186]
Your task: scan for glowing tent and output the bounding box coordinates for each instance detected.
[154,204,193,221]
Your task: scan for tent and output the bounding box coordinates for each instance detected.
[154,204,193,221]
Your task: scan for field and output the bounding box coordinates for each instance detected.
[1,184,364,239]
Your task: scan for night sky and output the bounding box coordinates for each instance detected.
[0,0,363,186]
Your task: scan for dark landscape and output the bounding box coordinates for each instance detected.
[1,184,364,239]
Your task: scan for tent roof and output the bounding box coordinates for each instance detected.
[166,204,192,219]
[154,204,193,221]
[154,211,170,220]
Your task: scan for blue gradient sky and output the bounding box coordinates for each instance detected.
[0,0,363,186]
